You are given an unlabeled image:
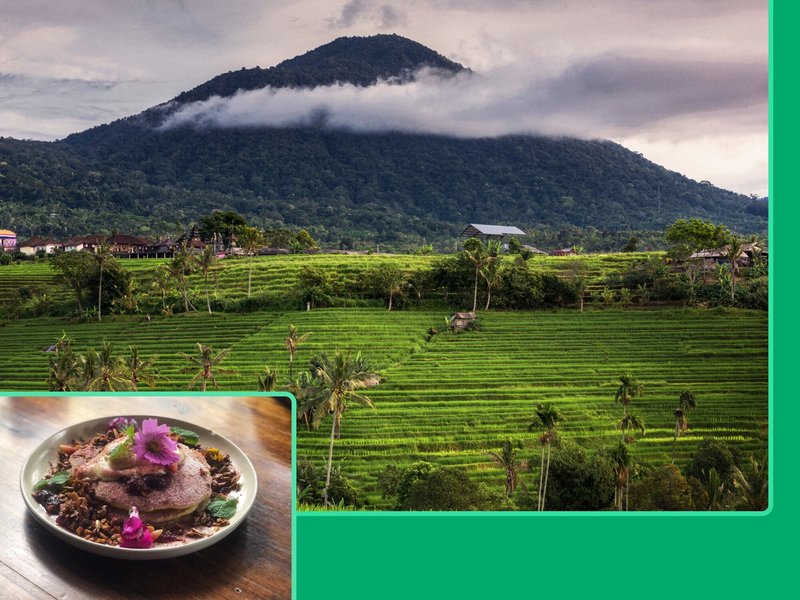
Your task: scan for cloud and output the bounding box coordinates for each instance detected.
[161,54,766,140]
[328,0,407,29]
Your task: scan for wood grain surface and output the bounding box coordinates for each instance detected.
[0,395,293,600]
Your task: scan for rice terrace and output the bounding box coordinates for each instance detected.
[0,242,768,512]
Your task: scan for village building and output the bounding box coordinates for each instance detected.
[460,224,526,244]
[0,229,16,252]
[17,237,63,256]
[522,244,547,255]
[689,241,767,270]
[550,247,577,256]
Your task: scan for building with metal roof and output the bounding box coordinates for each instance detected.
[460,224,526,241]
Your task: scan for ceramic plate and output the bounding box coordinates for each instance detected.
[20,415,257,560]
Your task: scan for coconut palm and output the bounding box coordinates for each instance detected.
[85,341,130,391]
[298,350,377,505]
[672,390,697,463]
[179,343,233,391]
[77,347,100,391]
[127,345,158,390]
[195,244,218,314]
[732,454,768,511]
[169,245,196,313]
[462,238,487,312]
[528,403,563,511]
[284,324,312,381]
[609,441,630,511]
[487,439,519,498]
[617,412,646,444]
[257,366,278,391]
[238,226,265,299]
[479,240,503,310]
[151,264,174,315]
[94,239,112,322]
[614,374,641,415]
[724,236,745,301]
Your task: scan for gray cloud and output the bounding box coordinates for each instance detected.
[161,54,767,140]
[328,0,407,29]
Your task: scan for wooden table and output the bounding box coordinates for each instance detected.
[0,395,292,600]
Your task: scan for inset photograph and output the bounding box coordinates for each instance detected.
[1,394,292,599]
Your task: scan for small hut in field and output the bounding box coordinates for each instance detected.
[450,312,477,330]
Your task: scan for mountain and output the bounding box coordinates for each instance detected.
[0,34,766,250]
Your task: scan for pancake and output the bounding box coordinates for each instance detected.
[71,439,213,524]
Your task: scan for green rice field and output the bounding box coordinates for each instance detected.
[0,304,768,507]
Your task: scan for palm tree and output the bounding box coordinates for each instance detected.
[704,467,727,511]
[179,343,233,391]
[127,345,158,390]
[151,264,174,315]
[46,333,79,391]
[284,324,312,382]
[487,440,519,498]
[609,441,630,511]
[78,347,100,391]
[85,341,130,391]
[462,238,487,312]
[169,245,196,313]
[479,240,503,310]
[732,454,768,511]
[195,244,218,314]
[94,239,112,322]
[672,390,697,463]
[614,374,641,415]
[617,412,646,444]
[238,226,265,299]
[528,403,563,511]
[616,412,645,510]
[257,366,278,391]
[298,351,377,505]
[724,236,745,302]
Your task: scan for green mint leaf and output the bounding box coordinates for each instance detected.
[171,426,199,446]
[108,435,133,465]
[207,497,238,519]
[33,470,71,491]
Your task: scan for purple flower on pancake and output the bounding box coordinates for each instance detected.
[120,506,153,549]
[108,416,138,431]
[132,418,179,465]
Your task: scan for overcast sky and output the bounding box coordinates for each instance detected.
[0,0,768,196]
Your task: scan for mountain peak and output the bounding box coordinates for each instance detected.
[170,34,468,106]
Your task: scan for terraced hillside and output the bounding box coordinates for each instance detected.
[0,251,658,313]
[295,309,768,506]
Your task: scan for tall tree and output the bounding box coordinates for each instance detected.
[195,244,218,314]
[479,240,503,310]
[614,374,641,416]
[179,343,233,391]
[616,412,645,510]
[462,238,487,312]
[487,439,520,498]
[528,403,563,511]
[150,264,174,315]
[284,324,312,382]
[169,245,196,313]
[50,251,95,313]
[299,351,377,505]
[94,240,112,322]
[724,235,745,302]
[368,264,407,311]
[672,390,697,463]
[609,441,631,511]
[238,226,265,299]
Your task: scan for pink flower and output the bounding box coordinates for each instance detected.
[108,416,137,431]
[132,418,179,465]
[119,506,153,549]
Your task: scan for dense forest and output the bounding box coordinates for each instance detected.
[0,35,767,251]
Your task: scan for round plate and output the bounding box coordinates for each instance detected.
[20,415,257,560]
